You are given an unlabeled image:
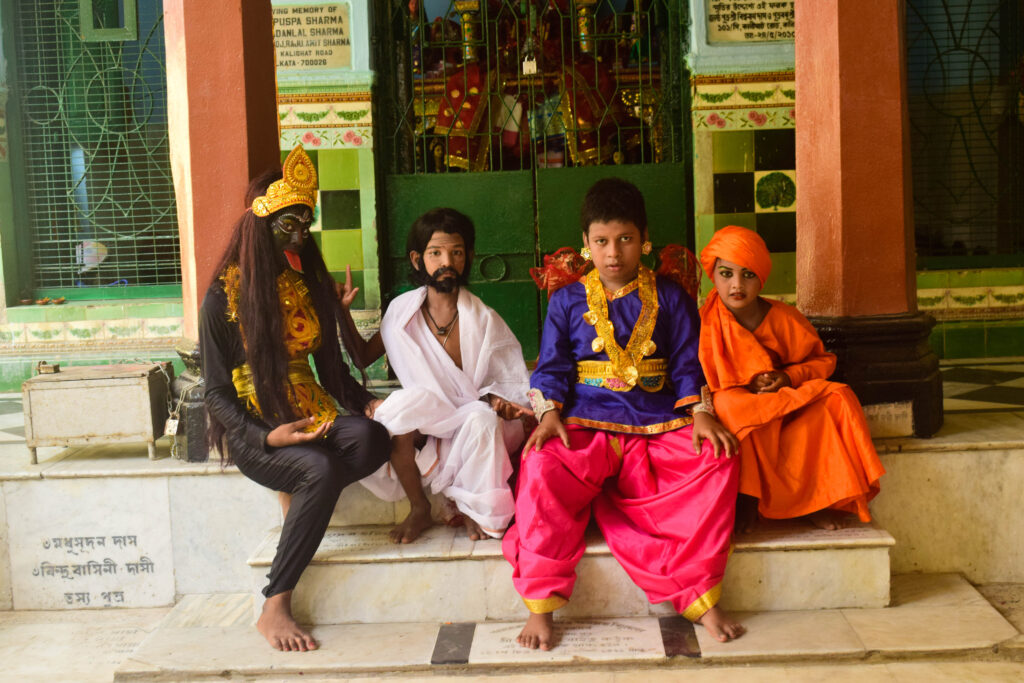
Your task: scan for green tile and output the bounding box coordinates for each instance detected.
[985,322,1024,357]
[713,212,757,230]
[360,267,380,309]
[311,231,323,251]
[124,302,176,318]
[331,269,365,310]
[42,305,82,322]
[916,270,949,289]
[83,304,128,321]
[945,269,1022,287]
[762,251,796,295]
[320,230,364,271]
[942,323,986,359]
[712,130,755,173]
[320,190,362,230]
[6,306,48,322]
[318,149,360,190]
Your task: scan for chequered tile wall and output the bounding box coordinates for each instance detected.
[284,147,379,310]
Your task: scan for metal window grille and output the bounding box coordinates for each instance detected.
[907,0,1024,266]
[12,0,181,292]
[379,0,685,176]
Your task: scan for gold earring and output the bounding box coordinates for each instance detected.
[581,246,591,260]
[641,240,652,255]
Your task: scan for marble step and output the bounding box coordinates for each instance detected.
[248,520,895,625]
[113,574,1020,681]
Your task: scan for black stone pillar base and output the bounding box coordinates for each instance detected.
[171,339,208,462]
[809,312,943,438]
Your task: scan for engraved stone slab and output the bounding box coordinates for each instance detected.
[469,618,665,664]
[6,477,173,609]
[732,520,895,552]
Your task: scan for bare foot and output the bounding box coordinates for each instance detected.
[464,516,488,541]
[390,503,433,544]
[696,605,745,642]
[256,591,317,652]
[516,612,556,650]
[807,509,856,530]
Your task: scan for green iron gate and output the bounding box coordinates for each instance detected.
[907,0,1024,269]
[8,0,180,299]
[374,0,690,357]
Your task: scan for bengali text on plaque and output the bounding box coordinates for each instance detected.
[707,0,795,43]
[273,3,351,70]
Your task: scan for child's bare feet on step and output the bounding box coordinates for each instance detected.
[807,509,857,530]
[517,612,556,650]
[696,605,745,642]
[464,516,488,541]
[390,503,433,543]
[256,591,317,651]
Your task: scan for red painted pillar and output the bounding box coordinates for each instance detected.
[165,0,280,341]
[795,0,942,436]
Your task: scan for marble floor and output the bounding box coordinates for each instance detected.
[0,575,1020,682]
[941,360,1024,414]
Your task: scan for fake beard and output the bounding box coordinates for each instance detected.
[284,250,303,272]
[426,266,463,293]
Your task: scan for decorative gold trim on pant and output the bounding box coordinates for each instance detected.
[682,583,722,622]
[523,595,568,614]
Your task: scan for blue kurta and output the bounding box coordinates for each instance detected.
[531,273,704,434]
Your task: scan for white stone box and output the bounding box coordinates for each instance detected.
[22,363,172,462]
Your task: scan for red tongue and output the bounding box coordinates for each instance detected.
[285,250,303,272]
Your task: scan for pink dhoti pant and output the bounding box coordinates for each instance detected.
[502,424,739,621]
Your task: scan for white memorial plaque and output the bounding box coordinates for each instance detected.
[469,618,665,664]
[6,478,174,609]
[707,0,794,43]
[274,3,351,71]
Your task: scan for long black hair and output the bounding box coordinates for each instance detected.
[207,170,366,460]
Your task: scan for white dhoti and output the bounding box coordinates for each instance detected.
[359,287,530,537]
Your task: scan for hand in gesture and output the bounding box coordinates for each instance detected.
[747,370,791,394]
[486,394,534,421]
[334,265,360,311]
[266,416,328,448]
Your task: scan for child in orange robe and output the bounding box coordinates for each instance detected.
[698,226,885,531]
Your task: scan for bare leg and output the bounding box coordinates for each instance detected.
[807,509,857,530]
[463,515,487,541]
[517,612,556,650]
[389,432,433,544]
[695,605,745,643]
[278,492,292,520]
[256,591,317,652]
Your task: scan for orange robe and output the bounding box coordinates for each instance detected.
[699,296,885,521]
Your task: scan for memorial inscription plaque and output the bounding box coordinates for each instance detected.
[707,0,794,43]
[273,2,351,71]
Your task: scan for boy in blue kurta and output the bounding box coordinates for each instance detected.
[503,178,744,650]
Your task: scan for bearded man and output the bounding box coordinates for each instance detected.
[339,208,532,543]
[201,146,407,652]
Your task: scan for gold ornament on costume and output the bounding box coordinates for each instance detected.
[251,145,319,217]
[642,240,652,255]
[220,264,338,432]
[592,336,605,352]
[581,246,591,260]
[583,265,659,389]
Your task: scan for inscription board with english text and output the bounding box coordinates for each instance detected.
[273,3,351,70]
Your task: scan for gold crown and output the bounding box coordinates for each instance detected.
[251,145,318,217]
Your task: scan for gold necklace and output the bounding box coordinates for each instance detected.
[582,265,658,388]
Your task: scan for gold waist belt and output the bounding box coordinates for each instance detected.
[232,359,338,430]
[577,358,667,393]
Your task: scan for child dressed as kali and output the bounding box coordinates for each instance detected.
[698,226,885,532]
[503,178,745,650]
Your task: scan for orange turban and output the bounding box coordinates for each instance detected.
[699,225,772,286]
